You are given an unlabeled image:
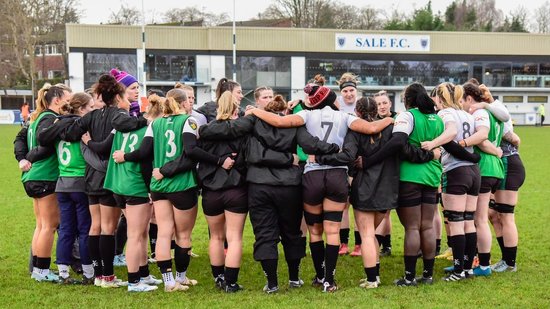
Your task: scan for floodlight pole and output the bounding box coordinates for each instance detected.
[141,0,147,96]
[232,0,237,81]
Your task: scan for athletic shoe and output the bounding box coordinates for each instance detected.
[394,277,417,287]
[492,261,517,273]
[101,276,120,288]
[311,277,324,288]
[359,280,378,289]
[31,271,60,283]
[436,248,453,260]
[472,266,492,277]
[224,282,243,293]
[148,256,157,264]
[444,265,455,274]
[177,277,198,286]
[289,279,304,288]
[113,254,127,267]
[164,282,189,292]
[263,284,279,294]
[214,276,225,290]
[141,275,162,285]
[114,276,128,287]
[380,247,392,257]
[443,272,466,282]
[57,276,82,285]
[415,276,433,285]
[350,245,361,257]
[81,276,95,285]
[338,243,349,255]
[490,260,506,271]
[94,276,103,286]
[128,281,158,292]
[322,281,338,293]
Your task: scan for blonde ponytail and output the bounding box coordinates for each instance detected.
[163,97,180,116]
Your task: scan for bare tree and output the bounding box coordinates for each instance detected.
[163,7,229,26]
[357,7,382,30]
[260,0,332,28]
[108,4,141,25]
[534,1,550,33]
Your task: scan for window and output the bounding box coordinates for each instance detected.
[146,54,196,82]
[84,53,137,89]
[483,63,512,87]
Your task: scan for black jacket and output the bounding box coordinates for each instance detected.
[199,115,339,186]
[14,109,58,163]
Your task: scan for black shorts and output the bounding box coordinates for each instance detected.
[113,193,150,208]
[23,181,56,198]
[499,155,525,191]
[398,181,438,207]
[442,165,481,196]
[151,187,198,211]
[202,186,248,216]
[479,177,501,194]
[88,193,117,207]
[302,169,349,205]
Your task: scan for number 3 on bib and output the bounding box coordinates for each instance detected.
[165,130,177,158]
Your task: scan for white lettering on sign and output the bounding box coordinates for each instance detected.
[335,34,430,52]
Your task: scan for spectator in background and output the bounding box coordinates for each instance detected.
[21,102,30,126]
[538,103,545,126]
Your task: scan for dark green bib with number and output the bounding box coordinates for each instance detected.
[104,127,149,198]
[474,112,504,179]
[56,140,86,177]
[22,111,59,182]
[150,114,197,193]
[400,109,444,187]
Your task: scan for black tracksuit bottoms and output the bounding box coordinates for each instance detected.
[248,183,306,261]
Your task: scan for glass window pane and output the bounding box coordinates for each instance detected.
[483,62,512,87]
[84,53,137,89]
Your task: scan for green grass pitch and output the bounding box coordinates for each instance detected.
[1,124,549,308]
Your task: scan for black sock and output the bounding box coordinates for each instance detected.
[422,258,435,278]
[224,239,228,250]
[170,240,176,250]
[450,234,465,274]
[384,235,392,249]
[354,231,362,246]
[128,271,140,284]
[404,255,417,281]
[375,263,380,277]
[148,223,158,258]
[224,267,240,285]
[375,234,384,248]
[447,235,452,248]
[36,257,51,270]
[139,264,150,278]
[32,255,37,267]
[157,259,172,273]
[309,241,325,280]
[364,267,377,282]
[115,215,127,256]
[174,245,191,273]
[464,232,477,270]
[478,252,491,267]
[435,239,441,256]
[99,234,116,276]
[211,265,225,279]
[324,244,339,285]
[339,228,350,244]
[260,259,278,288]
[286,258,301,282]
[504,246,517,267]
[496,236,504,256]
[88,235,102,277]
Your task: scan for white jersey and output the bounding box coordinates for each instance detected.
[337,96,357,115]
[296,106,358,173]
[438,108,475,172]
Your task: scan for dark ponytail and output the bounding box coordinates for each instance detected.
[215,78,240,102]
[404,83,436,114]
[94,74,125,107]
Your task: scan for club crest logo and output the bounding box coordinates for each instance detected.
[421,39,429,48]
[337,37,345,48]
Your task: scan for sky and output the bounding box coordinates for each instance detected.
[79,0,545,25]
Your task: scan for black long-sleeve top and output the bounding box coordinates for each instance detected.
[14,109,58,163]
[199,115,339,186]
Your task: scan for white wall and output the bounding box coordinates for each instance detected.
[291,56,306,101]
[68,52,84,92]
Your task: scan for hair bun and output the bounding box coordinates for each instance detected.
[303,84,316,95]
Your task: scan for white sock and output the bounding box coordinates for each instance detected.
[176,271,187,282]
[480,265,490,270]
[162,272,176,287]
[58,264,70,279]
[82,264,94,279]
[38,267,50,276]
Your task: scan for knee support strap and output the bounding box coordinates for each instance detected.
[304,211,323,225]
[464,211,475,221]
[488,199,497,210]
[443,210,464,222]
[495,203,515,214]
[323,211,343,222]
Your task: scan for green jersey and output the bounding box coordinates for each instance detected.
[149,114,197,193]
[473,109,504,178]
[292,103,308,162]
[56,140,86,177]
[104,127,149,198]
[22,111,59,183]
[397,108,444,188]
